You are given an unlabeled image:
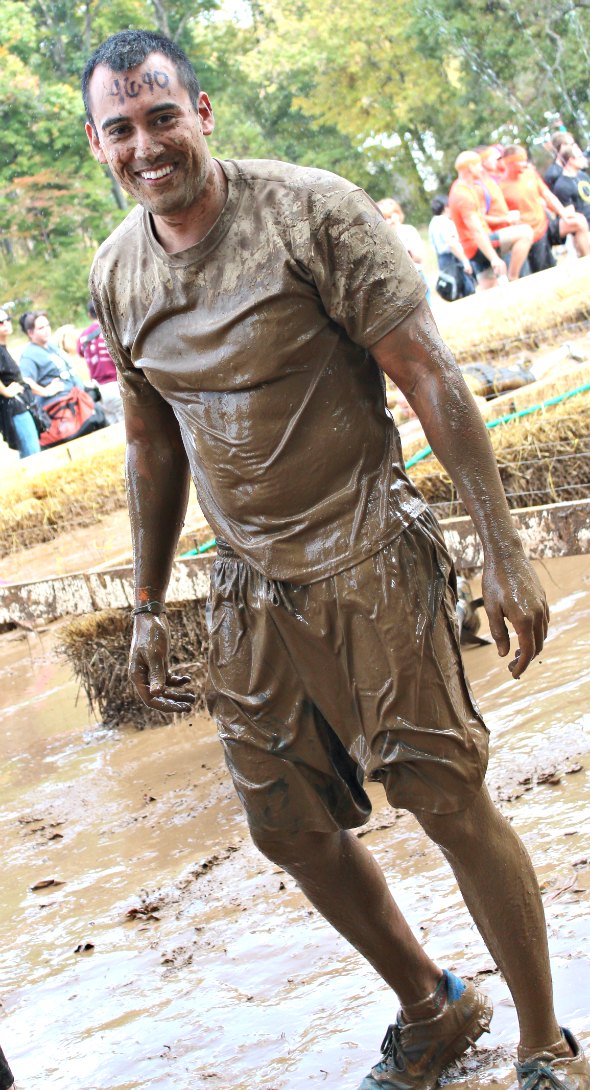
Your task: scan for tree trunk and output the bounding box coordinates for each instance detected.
[107,169,128,211]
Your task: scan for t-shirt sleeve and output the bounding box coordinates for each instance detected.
[308,189,426,348]
[89,263,158,404]
[18,353,39,384]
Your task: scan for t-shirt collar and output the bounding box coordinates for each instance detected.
[142,159,242,267]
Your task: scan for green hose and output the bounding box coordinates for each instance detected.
[179,537,217,558]
[405,380,590,470]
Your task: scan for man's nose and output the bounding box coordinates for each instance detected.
[133,128,165,162]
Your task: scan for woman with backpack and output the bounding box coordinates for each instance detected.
[428,195,476,301]
[0,308,42,459]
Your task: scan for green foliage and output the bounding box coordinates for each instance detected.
[1,0,590,314]
[0,241,97,325]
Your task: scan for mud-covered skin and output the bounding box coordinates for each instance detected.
[370,302,550,681]
[85,45,563,1067]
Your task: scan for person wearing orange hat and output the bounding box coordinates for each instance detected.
[500,145,590,271]
[448,151,508,288]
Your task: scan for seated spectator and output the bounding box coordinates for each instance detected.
[19,311,85,406]
[0,308,41,458]
[54,323,80,361]
[77,301,123,424]
[500,145,590,271]
[544,131,579,192]
[478,144,506,183]
[448,150,507,289]
[553,146,590,228]
[377,198,431,302]
[478,146,533,279]
[428,195,476,299]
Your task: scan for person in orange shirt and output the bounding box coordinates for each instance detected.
[500,145,590,272]
[477,146,533,278]
[448,151,506,289]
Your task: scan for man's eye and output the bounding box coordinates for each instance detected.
[154,113,176,125]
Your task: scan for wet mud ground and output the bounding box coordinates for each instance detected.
[0,553,589,1090]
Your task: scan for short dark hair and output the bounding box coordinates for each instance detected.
[431,195,448,216]
[82,29,201,131]
[21,310,47,335]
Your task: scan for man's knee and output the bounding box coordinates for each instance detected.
[416,787,498,854]
[250,825,337,870]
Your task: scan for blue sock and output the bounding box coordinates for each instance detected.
[443,969,466,1004]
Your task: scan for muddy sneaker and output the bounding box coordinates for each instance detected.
[515,1028,590,1089]
[357,970,492,1090]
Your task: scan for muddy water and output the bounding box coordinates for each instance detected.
[0,554,588,1090]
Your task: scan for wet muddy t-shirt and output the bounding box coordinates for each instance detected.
[90,159,426,583]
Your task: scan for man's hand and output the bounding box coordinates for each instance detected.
[42,378,64,398]
[482,552,550,679]
[506,210,521,225]
[129,613,196,713]
[491,255,507,278]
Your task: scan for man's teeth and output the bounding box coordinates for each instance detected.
[140,165,174,180]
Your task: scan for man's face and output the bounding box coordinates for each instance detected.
[85,52,215,218]
[30,316,51,347]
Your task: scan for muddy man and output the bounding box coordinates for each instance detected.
[83,29,589,1090]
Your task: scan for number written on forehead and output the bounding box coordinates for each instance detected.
[108,70,170,105]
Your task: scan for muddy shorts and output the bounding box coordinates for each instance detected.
[206,510,489,837]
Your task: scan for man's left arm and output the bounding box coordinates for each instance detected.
[371,299,549,678]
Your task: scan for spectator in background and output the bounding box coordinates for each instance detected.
[77,300,123,423]
[478,146,534,279]
[377,198,431,302]
[500,145,590,271]
[544,131,579,192]
[553,146,590,228]
[19,311,85,406]
[54,323,80,361]
[478,144,506,183]
[428,195,475,299]
[448,150,507,289]
[0,308,41,458]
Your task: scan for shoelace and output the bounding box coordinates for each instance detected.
[517,1057,571,1090]
[380,1024,406,1073]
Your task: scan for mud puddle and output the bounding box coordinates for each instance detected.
[0,554,588,1089]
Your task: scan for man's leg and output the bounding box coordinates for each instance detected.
[560,213,590,255]
[416,785,563,1058]
[251,825,441,1009]
[498,225,534,279]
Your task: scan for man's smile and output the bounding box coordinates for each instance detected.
[138,163,176,181]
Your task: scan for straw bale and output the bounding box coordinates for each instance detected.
[436,258,590,365]
[0,447,126,557]
[59,601,210,728]
[409,390,590,517]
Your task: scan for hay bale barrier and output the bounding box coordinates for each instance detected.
[409,388,590,518]
[0,445,126,558]
[59,601,210,728]
[436,257,590,364]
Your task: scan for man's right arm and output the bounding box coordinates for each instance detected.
[121,369,195,713]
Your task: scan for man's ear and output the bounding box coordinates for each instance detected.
[86,120,108,164]
[197,92,215,137]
